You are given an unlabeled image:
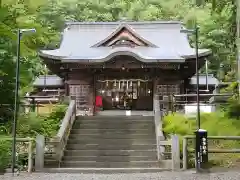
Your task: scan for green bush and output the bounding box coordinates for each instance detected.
[221,82,240,119]
[17,104,67,138]
[41,104,67,137]
[0,104,67,169]
[0,138,11,172]
[226,100,240,119]
[163,112,240,167]
[163,112,240,136]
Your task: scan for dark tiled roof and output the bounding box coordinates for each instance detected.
[39,21,211,62]
[190,74,219,85]
[33,75,63,87]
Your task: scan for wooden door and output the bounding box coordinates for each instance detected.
[69,85,90,111]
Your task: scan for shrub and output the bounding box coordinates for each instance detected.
[163,112,240,136]
[17,104,67,138]
[221,82,240,119]
[226,100,240,119]
[163,112,240,168]
[0,104,67,170]
[0,138,11,172]
[41,104,67,137]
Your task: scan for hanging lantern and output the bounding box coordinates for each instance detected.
[114,80,117,87]
[106,80,109,87]
[129,81,133,87]
[122,80,125,88]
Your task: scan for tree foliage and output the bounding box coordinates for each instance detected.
[0,0,237,123]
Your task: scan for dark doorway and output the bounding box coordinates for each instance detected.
[96,79,153,110]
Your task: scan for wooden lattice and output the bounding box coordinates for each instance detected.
[69,85,90,111]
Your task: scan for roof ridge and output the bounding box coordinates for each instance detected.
[65,21,183,26]
[91,23,158,48]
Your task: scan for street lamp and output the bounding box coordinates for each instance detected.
[11,28,36,175]
[180,25,200,130]
[181,24,203,172]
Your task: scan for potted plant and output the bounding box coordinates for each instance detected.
[0,139,11,174]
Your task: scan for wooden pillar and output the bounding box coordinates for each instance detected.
[153,77,159,98]
[93,73,96,115]
[65,73,69,96]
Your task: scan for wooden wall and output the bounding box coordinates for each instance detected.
[65,69,184,114]
[66,71,94,114]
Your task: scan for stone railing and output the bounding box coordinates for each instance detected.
[153,95,182,170]
[182,135,240,170]
[159,135,180,170]
[48,100,76,166]
[153,95,165,160]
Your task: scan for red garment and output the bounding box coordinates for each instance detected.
[95,96,103,107]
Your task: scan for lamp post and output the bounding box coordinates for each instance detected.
[11,28,36,175]
[181,25,203,172]
[180,25,200,130]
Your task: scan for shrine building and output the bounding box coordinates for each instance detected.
[39,21,212,114]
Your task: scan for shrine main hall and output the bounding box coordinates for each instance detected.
[39,21,211,114]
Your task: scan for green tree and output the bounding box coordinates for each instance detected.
[0,0,237,123]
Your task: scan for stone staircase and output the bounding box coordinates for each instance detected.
[44,114,174,173]
[60,115,160,168]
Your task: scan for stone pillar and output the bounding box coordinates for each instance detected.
[35,135,45,171]
[171,134,180,170]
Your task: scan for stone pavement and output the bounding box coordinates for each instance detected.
[1,171,240,180]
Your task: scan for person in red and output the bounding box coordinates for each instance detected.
[95,95,103,111]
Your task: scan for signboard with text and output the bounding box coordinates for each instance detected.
[195,129,208,169]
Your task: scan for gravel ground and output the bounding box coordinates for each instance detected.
[1,171,240,180]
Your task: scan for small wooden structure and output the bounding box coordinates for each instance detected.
[24,75,65,114]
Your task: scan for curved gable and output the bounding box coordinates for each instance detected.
[91,24,158,48]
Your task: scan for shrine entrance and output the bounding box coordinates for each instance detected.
[96,78,153,110]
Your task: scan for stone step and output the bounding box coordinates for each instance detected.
[68,134,155,140]
[67,138,156,144]
[66,144,157,150]
[77,116,153,121]
[45,160,172,169]
[75,119,154,124]
[44,159,58,168]
[64,150,157,156]
[74,120,154,125]
[73,123,155,129]
[62,155,157,162]
[60,161,160,168]
[70,129,155,134]
[43,167,170,174]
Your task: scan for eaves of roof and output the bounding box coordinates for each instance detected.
[39,21,212,63]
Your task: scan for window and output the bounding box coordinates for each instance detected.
[112,39,136,48]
